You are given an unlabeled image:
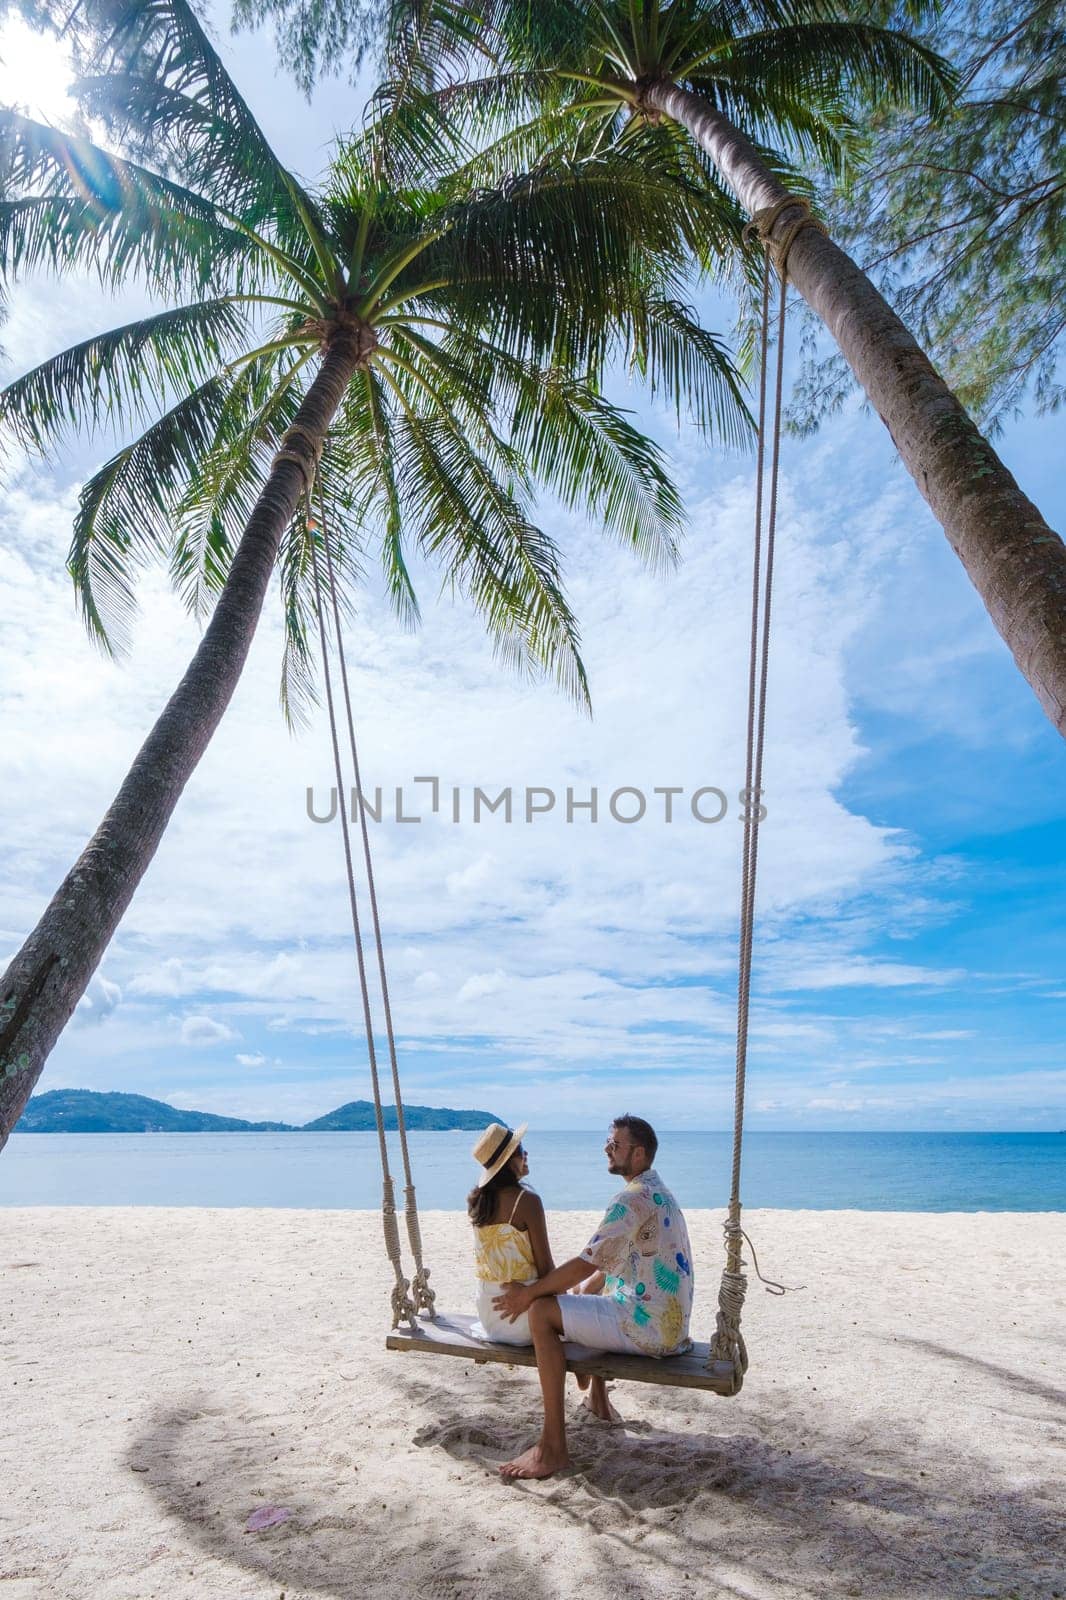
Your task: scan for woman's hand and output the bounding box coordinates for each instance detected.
[492,1281,534,1323]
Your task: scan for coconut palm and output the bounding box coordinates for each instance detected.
[0,0,752,1147]
[344,0,1066,734]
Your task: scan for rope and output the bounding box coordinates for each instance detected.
[273,423,325,494]
[741,1228,803,1297]
[743,196,828,280]
[306,501,418,1330]
[709,223,790,1382]
[316,484,436,1319]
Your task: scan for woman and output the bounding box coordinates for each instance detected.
[468,1122,553,1345]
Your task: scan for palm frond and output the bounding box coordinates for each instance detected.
[342,364,421,627]
[424,322,692,566]
[275,439,370,729]
[629,296,754,445]
[366,66,566,183]
[409,148,707,373]
[0,112,250,295]
[0,298,248,455]
[509,368,688,569]
[383,381,589,705]
[69,375,234,654]
[363,0,492,173]
[79,0,315,219]
[378,324,533,486]
[170,350,311,619]
[277,510,322,732]
[698,23,956,125]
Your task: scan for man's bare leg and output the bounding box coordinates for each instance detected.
[582,1375,616,1421]
[500,1297,570,1479]
[570,1272,615,1421]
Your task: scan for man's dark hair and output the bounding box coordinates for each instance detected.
[612,1114,658,1164]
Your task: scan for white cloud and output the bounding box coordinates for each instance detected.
[456,970,510,1005]
[235,1052,268,1067]
[180,1015,239,1047]
[770,957,965,991]
[127,959,189,999]
[72,976,123,1026]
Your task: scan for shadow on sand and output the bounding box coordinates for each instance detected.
[402,1365,1065,1600]
[887,1333,1066,1411]
[124,1388,554,1600]
[126,1352,1064,1600]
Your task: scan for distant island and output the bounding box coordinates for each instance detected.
[16,1090,499,1134]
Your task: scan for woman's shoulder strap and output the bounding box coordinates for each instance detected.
[507,1187,526,1225]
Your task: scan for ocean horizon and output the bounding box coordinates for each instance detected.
[1,1129,1063,1211]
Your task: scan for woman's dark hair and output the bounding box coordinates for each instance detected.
[612,1113,658,1164]
[467,1156,521,1226]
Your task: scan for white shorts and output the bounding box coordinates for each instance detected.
[558,1293,642,1355]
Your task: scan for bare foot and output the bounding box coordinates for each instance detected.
[499,1443,571,1480]
[581,1376,620,1423]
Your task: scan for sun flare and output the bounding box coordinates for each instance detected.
[0,17,76,123]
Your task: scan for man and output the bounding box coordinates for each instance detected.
[493,1113,694,1480]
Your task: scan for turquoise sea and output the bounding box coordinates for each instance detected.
[0,1130,1063,1210]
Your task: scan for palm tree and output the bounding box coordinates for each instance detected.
[0,0,751,1147]
[361,0,1066,734]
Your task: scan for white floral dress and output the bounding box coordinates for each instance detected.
[471,1191,538,1345]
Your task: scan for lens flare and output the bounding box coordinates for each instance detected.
[0,18,76,124]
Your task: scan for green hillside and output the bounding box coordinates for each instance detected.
[301,1100,498,1131]
[17,1090,294,1133]
[17,1090,498,1134]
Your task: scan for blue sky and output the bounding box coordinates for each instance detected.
[0,13,1063,1131]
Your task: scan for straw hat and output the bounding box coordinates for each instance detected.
[471,1121,528,1186]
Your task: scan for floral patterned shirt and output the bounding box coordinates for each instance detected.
[579,1168,694,1356]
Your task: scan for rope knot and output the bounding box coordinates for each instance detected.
[744,195,828,280]
[272,422,325,495]
[390,1277,418,1329]
[411,1264,436,1318]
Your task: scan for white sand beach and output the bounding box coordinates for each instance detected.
[2,1206,1064,1600]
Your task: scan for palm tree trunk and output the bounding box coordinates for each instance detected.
[642,78,1066,737]
[0,325,370,1150]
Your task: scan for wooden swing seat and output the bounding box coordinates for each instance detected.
[386,1310,739,1393]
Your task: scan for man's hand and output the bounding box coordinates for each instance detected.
[493,1255,590,1318]
[492,1281,534,1323]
